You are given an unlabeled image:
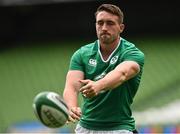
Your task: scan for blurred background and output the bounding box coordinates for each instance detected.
[0,0,180,133]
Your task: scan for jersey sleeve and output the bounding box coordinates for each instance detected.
[122,48,145,68]
[69,48,84,72]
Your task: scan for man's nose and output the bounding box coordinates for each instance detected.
[102,23,108,31]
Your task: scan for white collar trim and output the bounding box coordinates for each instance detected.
[98,38,121,63]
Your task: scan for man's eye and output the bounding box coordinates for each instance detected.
[97,21,115,26]
[97,21,104,26]
[106,21,114,25]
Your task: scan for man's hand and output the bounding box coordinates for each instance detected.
[79,79,101,98]
[67,107,82,123]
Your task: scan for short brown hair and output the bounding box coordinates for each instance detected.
[95,4,124,24]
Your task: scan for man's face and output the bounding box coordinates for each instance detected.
[96,11,124,44]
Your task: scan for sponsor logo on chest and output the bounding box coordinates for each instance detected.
[94,72,106,81]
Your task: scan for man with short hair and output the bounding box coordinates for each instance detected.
[63,4,144,134]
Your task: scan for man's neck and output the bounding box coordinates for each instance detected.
[100,37,120,53]
[99,37,120,60]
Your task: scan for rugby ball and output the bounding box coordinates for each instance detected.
[33,91,69,128]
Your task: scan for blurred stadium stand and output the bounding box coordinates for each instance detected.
[0,0,180,133]
[0,0,179,47]
[0,0,97,6]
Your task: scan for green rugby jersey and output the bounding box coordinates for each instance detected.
[69,38,145,131]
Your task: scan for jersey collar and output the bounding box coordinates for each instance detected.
[98,37,121,63]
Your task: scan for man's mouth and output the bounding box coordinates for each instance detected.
[101,33,110,36]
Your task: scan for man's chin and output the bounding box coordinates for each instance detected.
[100,36,110,42]
[100,39,112,44]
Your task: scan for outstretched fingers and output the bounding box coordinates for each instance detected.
[67,107,82,124]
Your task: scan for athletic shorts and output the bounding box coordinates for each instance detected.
[75,124,134,134]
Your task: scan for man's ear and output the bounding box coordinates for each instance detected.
[119,24,125,33]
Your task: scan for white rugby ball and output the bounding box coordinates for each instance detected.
[33,91,69,128]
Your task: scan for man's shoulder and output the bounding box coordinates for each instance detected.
[79,40,98,53]
[120,38,145,63]
[121,38,143,53]
[121,38,136,48]
[81,40,97,49]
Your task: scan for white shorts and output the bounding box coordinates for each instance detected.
[75,124,133,134]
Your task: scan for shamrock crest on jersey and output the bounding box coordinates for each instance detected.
[110,56,118,64]
[88,59,97,67]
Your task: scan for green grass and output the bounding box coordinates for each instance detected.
[0,37,180,132]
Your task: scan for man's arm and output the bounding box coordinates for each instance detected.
[98,60,140,89]
[80,61,140,97]
[63,70,84,121]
